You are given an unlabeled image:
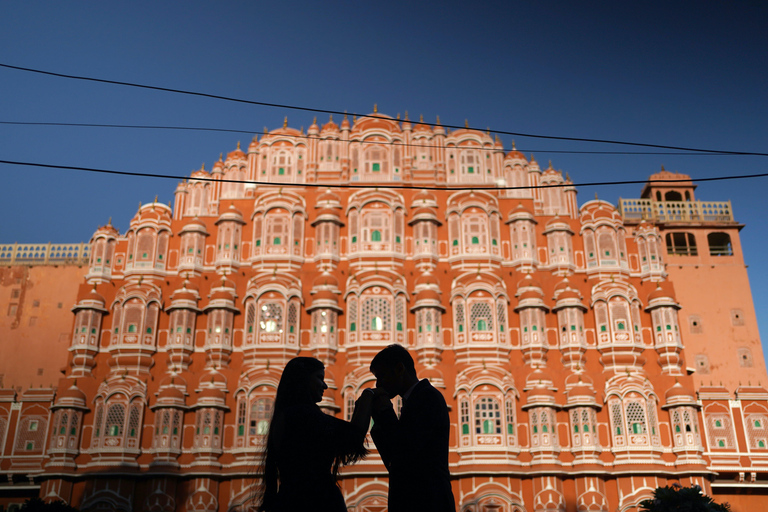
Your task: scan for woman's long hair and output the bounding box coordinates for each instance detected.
[257,357,326,512]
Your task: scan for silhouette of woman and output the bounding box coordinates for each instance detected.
[258,357,374,512]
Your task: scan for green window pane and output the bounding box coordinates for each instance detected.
[371,230,382,242]
[372,163,380,172]
[278,167,285,175]
[453,240,458,246]
[471,236,479,244]
[462,424,469,435]
[352,236,357,243]
[350,322,356,332]
[468,166,474,174]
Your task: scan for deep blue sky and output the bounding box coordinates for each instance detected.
[2,2,767,353]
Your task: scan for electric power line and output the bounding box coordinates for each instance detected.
[2,158,767,191]
[0,121,745,157]
[2,62,767,157]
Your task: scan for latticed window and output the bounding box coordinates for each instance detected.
[460,400,470,435]
[496,302,507,333]
[626,401,647,435]
[469,301,494,332]
[474,397,501,434]
[505,399,515,436]
[454,300,465,334]
[127,405,141,440]
[609,400,625,445]
[249,398,273,436]
[395,296,405,332]
[266,214,290,249]
[362,296,391,332]
[245,304,256,335]
[348,298,358,333]
[597,230,617,265]
[105,403,125,437]
[706,413,735,449]
[462,215,488,251]
[259,303,283,333]
[571,407,598,448]
[746,414,768,449]
[287,302,298,334]
[93,404,104,441]
[362,211,390,244]
[346,393,356,422]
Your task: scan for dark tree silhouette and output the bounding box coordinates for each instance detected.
[638,484,730,512]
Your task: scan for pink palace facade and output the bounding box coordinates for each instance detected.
[0,110,766,511]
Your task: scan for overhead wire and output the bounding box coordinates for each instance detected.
[2,158,767,191]
[0,120,745,157]
[2,62,767,157]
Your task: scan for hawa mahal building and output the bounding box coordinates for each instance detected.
[1,111,767,511]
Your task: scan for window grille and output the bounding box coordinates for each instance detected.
[470,301,494,332]
[287,302,298,334]
[259,303,283,333]
[455,300,465,333]
[610,400,625,439]
[348,298,357,332]
[505,399,515,436]
[93,404,103,441]
[362,296,391,332]
[395,296,405,332]
[626,401,647,435]
[250,398,273,436]
[460,400,470,435]
[475,397,501,434]
[105,403,125,437]
[497,302,507,332]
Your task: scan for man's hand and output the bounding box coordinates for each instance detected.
[371,388,394,414]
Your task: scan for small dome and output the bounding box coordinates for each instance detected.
[665,381,695,401]
[507,202,536,223]
[321,115,339,133]
[57,383,86,402]
[313,272,339,290]
[158,386,185,401]
[415,273,441,288]
[226,141,246,160]
[179,217,209,235]
[414,288,441,303]
[526,367,554,388]
[216,205,245,225]
[517,273,543,292]
[648,283,676,302]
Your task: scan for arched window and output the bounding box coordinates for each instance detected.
[362,211,391,248]
[459,150,482,181]
[363,147,389,180]
[249,398,273,437]
[474,397,501,435]
[271,149,293,179]
[665,191,683,201]
[266,214,290,254]
[666,232,697,256]
[708,232,733,256]
[361,296,391,333]
[462,214,489,253]
[259,302,284,335]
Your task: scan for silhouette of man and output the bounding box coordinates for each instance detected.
[369,344,455,512]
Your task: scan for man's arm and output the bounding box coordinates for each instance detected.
[369,394,401,468]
